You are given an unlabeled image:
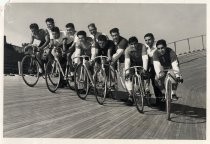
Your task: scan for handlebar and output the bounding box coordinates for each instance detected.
[73,55,90,61]
[125,66,144,74]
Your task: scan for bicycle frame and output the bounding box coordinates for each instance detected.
[73,55,95,87]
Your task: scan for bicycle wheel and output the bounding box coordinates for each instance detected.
[21,55,40,87]
[166,77,172,120]
[107,66,118,99]
[94,67,107,105]
[74,64,89,100]
[66,66,75,90]
[132,75,144,113]
[45,59,60,93]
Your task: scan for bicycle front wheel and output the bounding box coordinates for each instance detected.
[45,59,61,93]
[132,75,144,113]
[74,64,89,100]
[66,65,75,90]
[166,78,172,120]
[21,55,40,87]
[94,67,107,105]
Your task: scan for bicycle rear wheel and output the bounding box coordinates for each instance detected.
[45,59,60,93]
[21,55,40,87]
[166,78,172,120]
[74,64,89,100]
[94,67,107,105]
[132,75,144,113]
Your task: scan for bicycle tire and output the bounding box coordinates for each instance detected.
[45,59,61,93]
[166,77,172,120]
[21,55,40,87]
[94,67,107,105]
[74,64,89,100]
[132,75,144,113]
[107,66,118,99]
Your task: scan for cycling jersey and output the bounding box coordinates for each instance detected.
[51,31,67,48]
[125,43,147,66]
[96,40,115,56]
[31,29,49,46]
[113,36,128,63]
[145,42,157,65]
[75,37,94,57]
[65,31,79,45]
[89,32,108,42]
[153,47,178,69]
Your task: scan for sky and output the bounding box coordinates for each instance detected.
[3,3,206,53]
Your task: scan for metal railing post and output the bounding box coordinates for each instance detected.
[201,35,205,50]
[187,38,191,53]
[174,42,177,54]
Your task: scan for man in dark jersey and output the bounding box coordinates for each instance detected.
[124,36,148,105]
[153,39,183,109]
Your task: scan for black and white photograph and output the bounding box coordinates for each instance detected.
[1,0,207,143]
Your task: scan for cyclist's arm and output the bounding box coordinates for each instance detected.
[142,44,148,71]
[74,43,81,64]
[172,60,181,77]
[153,52,164,79]
[62,38,67,52]
[124,48,130,74]
[91,46,98,61]
[107,48,112,60]
[29,35,34,45]
[112,48,124,63]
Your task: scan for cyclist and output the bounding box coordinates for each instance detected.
[153,39,183,109]
[144,33,162,106]
[124,36,148,105]
[88,23,108,42]
[23,23,50,74]
[74,30,97,82]
[45,18,55,40]
[50,26,69,87]
[65,23,79,80]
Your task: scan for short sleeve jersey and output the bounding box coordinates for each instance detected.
[52,31,67,48]
[125,43,146,66]
[145,42,157,65]
[96,40,115,56]
[46,28,53,40]
[65,31,79,45]
[75,37,94,57]
[114,36,128,63]
[153,47,178,68]
[31,29,48,42]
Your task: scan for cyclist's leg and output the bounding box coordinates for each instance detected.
[167,70,178,96]
[84,59,94,83]
[36,51,44,73]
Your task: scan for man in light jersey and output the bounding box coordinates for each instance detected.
[88,23,108,42]
[45,18,55,40]
[144,33,163,106]
[153,39,183,109]
[124,36,148,105]
[74,31,97,81]
[65,23,79,79]
[23,23,50,73]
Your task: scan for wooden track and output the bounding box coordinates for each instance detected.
[3,50,206,139]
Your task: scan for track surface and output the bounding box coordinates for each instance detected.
[3,50,206,139]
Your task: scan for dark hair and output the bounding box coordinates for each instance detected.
[110,28,119,34]
[128,36,138,44]
[88,23,96,28]
[66,23,75,29]
[77,31,87,37]
[144,33,154,39]
[29,23,39,30]
[156,39,167,47]
[51,26,60,33]
[98,35,107,41]
[45,18,54,24]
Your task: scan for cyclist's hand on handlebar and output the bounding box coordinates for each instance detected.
[176,77,183,83]
[125,72,131,80]
[158,71,166,79]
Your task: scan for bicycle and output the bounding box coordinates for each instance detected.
[161,69,183,120]
[73,55,96,100]
[21,44,47,87]
[45,54,75,93]
[125,66,151,113]
[94,56,118,105]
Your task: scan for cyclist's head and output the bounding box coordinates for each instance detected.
[45,18,55,30]
[29,23,39,35]
[144,33,155,47]
[98,35,108,48]
[128,36,138,48]
[51,27,60,39]
[110,28,120,43]
[88,23,97,36]
[156,39,167,55]
[77,31,87,42]
[66,23,75,35]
